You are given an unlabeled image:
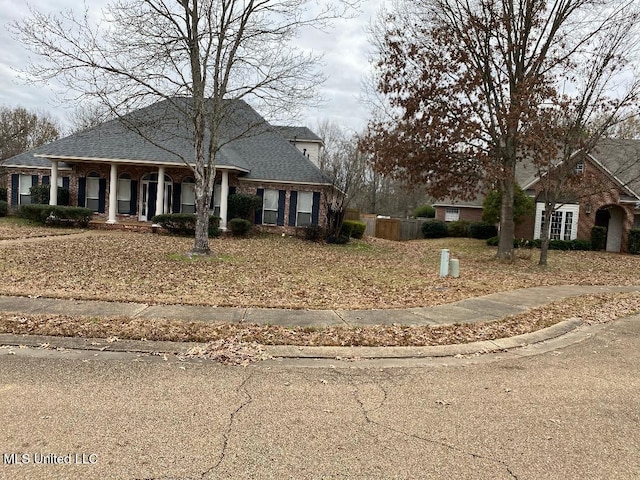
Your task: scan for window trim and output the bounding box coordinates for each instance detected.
[534,203,579,240]
[181,177,196,214]
[444,207,460,222]
[262,189,279,225]
[296,191,313,226]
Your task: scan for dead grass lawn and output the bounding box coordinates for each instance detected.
[1,223,640,309]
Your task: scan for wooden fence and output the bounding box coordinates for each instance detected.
[359,214,424,241]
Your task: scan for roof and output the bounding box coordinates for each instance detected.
[5,98,330,185]
[273,125,323,144]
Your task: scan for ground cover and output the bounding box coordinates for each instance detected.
[0,216,83,240]
[1,221,640,310]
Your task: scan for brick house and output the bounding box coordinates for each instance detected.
[433,139,640,252]
[2,98,331,233]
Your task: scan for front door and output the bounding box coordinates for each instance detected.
[139,177,173,221]
[140,180,157,221]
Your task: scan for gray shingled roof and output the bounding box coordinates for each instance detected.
[5,98,330,185]
[274,125,323,143]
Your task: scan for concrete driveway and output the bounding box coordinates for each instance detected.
[1,315,639,479]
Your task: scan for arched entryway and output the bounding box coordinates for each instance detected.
[595,205,626,252]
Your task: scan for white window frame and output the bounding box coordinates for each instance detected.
[181,178,196,214]
[296,191,313,226]
[444,207,460,222]
[574,162,585,174]
[211,185,221,217]
[534,203,579,241]
[19,175,33,205]
[86,173,100,212]
[262,189,279,225]
[117,175,132,214]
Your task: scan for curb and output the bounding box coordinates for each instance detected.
[0,318,583,360]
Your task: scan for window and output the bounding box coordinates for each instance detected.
[86,172,100,212]
[445,207,460,222]
[117,174,132,214]
[535,203,579,240]
[211,185,221,217]
[181,177,196,213]
[296,191,313,226]
[262,189,279,225]
[19,175,33,205]
[574,162,585,174]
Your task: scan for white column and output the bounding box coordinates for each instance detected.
[49,160,58,206]
[155,166,166,220]
[107,163,118,224]
[220,170,229,231]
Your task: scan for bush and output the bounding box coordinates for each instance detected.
[228,218,253,237]
[327,234,350,244]
[339,221,354,239]
[152,213,221,237]
[29,184,50,204]
[629,229,640,254]
[591,226,607,251]
[491,237,592,251]
[343,220,366,239]
[447,220,470,237]
[303,225,325,242]
[18,204,93,227]
[422,219,448,238]
[228,194,262,220]
[469,222,498,239]
[0,200,7,217]
[0,187,7,202]
[413,204,435,218]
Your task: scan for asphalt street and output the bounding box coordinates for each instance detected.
[1,315,639,480]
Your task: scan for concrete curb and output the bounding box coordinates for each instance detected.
[0,318,583,360]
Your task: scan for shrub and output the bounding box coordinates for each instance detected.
[0,200,7,217]
[0,187,7,202]
[327,234,350,244]
[629,229,640,254]
[303,225,325,242]
[447,220,470,237]
[591,226,607,251]
[339,221,354,239]
[469,222,498,239]
[422,219,448,238]
[413,204,435,218]
[29,184,50,204]
[228,218,253,237]
[152,213,221,237]
[486,236,499,246]
[228,194,262,220]
[18,204,93,227]
[569,239,592,251]
[482,185,534,225]
[343,220,366,239]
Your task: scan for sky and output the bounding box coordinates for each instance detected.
[0,0,385,135]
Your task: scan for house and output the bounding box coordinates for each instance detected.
[433,139,640,252]
[2,98,332,232]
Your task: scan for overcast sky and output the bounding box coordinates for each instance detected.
[0,0,384,135]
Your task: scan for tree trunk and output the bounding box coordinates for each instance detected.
[538,199,555,266]
[192,193,211,255]
[497,178,515,262]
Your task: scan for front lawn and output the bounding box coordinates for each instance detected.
[0,224,639,310]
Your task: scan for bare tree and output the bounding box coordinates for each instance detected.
[362,0,640,261]
[12,0,358,255]
[0,106,60,161]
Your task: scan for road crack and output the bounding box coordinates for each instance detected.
[349,376,518,480]
[200,371,255,479]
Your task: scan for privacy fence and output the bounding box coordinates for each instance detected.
[359,214,424,241]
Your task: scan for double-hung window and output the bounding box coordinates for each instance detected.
[262,189,279,225]
[117,174,132,214]
[181,177,196,213]
[19,175,33,205]
[86,173,100,212]
[296,191,313,226]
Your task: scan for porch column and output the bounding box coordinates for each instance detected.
[155,166,166,219]
[49,160,58,206]
[220,170,229,231]
[107,163,118,224]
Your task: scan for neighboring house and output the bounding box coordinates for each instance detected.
[3,98,332,232]
[434,139,640,252]
[273,126,324,168]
